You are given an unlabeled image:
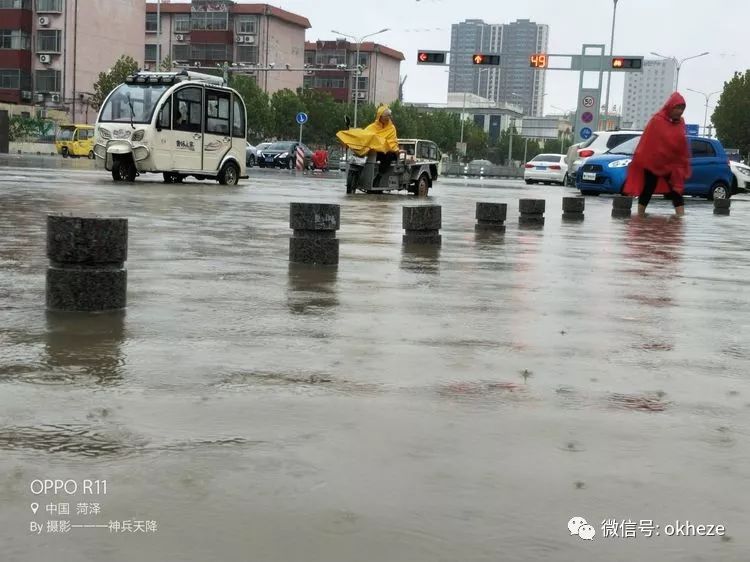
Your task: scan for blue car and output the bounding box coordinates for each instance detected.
[576,135,733,200]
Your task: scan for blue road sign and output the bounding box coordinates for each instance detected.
[580,127,593,140]
[296,112,308,125]
[686,124,700,135]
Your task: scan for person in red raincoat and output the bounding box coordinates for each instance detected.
[311,148,329,171]
[623,92,691,217]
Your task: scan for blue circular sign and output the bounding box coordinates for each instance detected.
[581,112,594,124]
[296,112,308,125]
[580,127,593,140]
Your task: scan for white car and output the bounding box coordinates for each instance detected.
[570,130,642,177]
[524,154,567,185]
[730,160,750,193]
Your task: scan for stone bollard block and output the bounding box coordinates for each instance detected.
[403,205,441,244]
[46,215,128,311]
[519,198,545,226]
[713,198,731,216]
[612,195,633,218]
[289,202,340,265]
[475,202,507,232]
[562,197,585,221]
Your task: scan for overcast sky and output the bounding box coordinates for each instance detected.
[269,0,748,126]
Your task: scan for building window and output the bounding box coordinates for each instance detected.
[354,53,369,67]
[36,30,61,52]
[304,51,314,65]
[144,44,157,62]
[235,15,257,34]
[172,44,190,61]
[317,52,346,66]
[35,69,60,92]
[145,13,158,33]
[36,0,62,12]
[191,43,230,62]
[355,77,368,91]
[0,69,20,88]
[0,30,30,50]
[313,77,345,88]
[0,0,31,7]
[191,11,228,31]
[174,14,190,33]
[236,45,258,64]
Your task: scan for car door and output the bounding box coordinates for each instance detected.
[686,139,715,195]
[171,85,203,172]
[203,88,233,174]
[152,98,173,170]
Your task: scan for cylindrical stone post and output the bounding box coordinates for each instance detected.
[46,215,128,311]
[562,197,585,221]
[289,203,340,265]
[713,198,731,216]
[475,202,507,232]
[403,205,441,244]
[519,199,545,226]
[612,195,633,218]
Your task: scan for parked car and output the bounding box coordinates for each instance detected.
[729,160,750,194]
[569,130,643,178]
[245,142,257,167]
[576,135,733,200]
[258,141,313,169]
[255,142,272,162]
[523,153,567,185]
[565,141,583,185]
[465,159,494,175]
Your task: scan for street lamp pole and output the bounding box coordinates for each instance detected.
[332,28,390,128]
[650,51,709,91]
[687,88,721,137]
[603,0,619,131]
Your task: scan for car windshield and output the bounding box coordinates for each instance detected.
[607,136,641,155]
[268,142,294,151]
[98,83,169,124]
[56,128,75,141]
[531,154,561,162]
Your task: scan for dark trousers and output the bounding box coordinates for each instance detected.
[639,169,685,208]
[376,152,397,174]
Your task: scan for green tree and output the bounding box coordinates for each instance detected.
[298,88,345,148]
[712,70,750,157]
[270,89,306,140]
[230,75,271,141]
[159,55,173,72]
[90,55,139,109]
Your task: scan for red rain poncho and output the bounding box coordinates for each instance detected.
[623,92,691,196]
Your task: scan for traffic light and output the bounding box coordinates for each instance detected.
[472,53,501,66]
[611,57,643,70]
[417,51,447,65]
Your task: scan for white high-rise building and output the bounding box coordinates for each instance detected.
[621,59,678,129]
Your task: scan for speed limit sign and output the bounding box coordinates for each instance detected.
[582,96,595,108]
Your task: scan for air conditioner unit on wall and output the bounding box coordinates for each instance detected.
[36,93,45,103]
[51,94,61,103]
[39,54,51,64]
[235,36,244,43]
[242,35,254,44]
[38,16,50,26]
[176,34,184,41]
[21,90,32,101]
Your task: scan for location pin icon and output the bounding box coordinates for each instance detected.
[30,503,39,515]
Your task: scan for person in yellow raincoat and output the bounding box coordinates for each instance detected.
[336,105,399,178]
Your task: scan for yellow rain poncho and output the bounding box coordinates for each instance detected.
[336,105,399,157]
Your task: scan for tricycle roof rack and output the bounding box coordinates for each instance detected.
[125,70,226,87]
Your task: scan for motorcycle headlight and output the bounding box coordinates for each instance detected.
[131,130,145,142]
[608,159,632,168]
[99,128,112,140]
[279,152,288,158]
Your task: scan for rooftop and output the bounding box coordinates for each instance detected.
[146,2,311,29]
[305,40,405,62]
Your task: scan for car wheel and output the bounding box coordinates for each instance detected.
[218,162,240,186]
[111,158,136,182]
[247,154,256,168]
[61,147,69,158]
[416,173,430,197]
[346,169,358,194]
[88,150,95,160]
[709,181,730,201]
[525,179,534,185]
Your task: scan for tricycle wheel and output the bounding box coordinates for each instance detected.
[416,173,430,197]
[346,169,358,194]
[112,158,136,182]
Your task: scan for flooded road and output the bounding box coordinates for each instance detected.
[1,156,750,561]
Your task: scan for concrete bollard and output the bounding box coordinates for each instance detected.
[519,199,545,227]
[475,202,507,232]
[713,198,731,216]
[46,215,128,311]
[612,195,633,218]
[289,203,340,265]
[403,205,441,244]
[562,197,585,221]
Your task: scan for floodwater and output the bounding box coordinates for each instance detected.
[1,155,749,561]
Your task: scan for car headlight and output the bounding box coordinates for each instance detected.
[99,128,111,140]
[131,130,145,142]
[737,166,750,176]
[279,152,288,158]
[608,159,632,168]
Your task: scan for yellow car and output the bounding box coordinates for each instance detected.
[56,124,95,159]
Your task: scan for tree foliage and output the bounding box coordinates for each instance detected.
[91,55,139,110]
[712,70,750,157]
